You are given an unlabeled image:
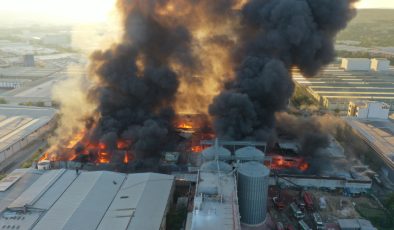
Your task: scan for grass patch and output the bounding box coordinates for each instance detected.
[356,203,393,229]
[0,98,7,104]
[19,101,46,107]
[20,148,44,168]
[0,174,6,181]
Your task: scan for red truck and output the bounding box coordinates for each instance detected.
[303,192,314,211]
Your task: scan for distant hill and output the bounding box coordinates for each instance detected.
[337,9,394,47]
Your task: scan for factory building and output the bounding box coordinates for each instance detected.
[370,58,390,72]
[23,54,35,67]
[341,58,371,71]
[0,105,56,166]
[345,118,394,183]
[189,141,272,230]
[0,79,29,89]
[294,62,394,115]
[348,101,390,119]
[189,160,241,229]
[0,169,174,230]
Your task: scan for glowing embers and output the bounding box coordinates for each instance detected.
[191,145,204,153]
[266,155,309,172]
[97,151,110,164]
[40,130,135,165]
[177,123,193,130]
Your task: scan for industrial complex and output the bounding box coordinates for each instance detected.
[294,58,394,115]
[0,4,393,230]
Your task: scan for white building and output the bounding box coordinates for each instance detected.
[188,161,241,230]
[348,101,390,119]
[0,105,57,166]
[0,169,174,230]
[341,58,371,71]
[371,58,390,72]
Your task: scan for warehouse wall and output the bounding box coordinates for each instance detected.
[0,117,56,165]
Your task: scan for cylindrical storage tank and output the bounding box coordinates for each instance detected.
[202,146,231,161]
[235,146,265,163]
[237,161,270,226]
[201,161,233,173]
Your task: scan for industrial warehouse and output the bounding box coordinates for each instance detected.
[294,58,394,115]
[0,169,174,230]
[0,105,56,168]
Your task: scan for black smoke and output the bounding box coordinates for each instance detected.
[88,0,196,158]
[209,0,357,140]
[275,113,330,156]
[86,0,357,159]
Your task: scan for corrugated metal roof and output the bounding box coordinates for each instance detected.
[0,169,43,212]
[98,173,174,230]
[0,170,174,230]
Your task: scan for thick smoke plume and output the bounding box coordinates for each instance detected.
[87,0,242,158]
[209,0,357,140]
[61,0,357,159]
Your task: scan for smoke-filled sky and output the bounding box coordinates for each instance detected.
[0,0,393,25]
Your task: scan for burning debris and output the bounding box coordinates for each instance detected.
[41,129,134,165]
[46,0,357,167]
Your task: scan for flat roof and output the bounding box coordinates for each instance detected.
[294,65,394,105]
[0,67,59,78]
[191,169,241,230]
[0,106,56,153]
[345,118,394,169]
[0,170,174,230]
[0,169,43,212]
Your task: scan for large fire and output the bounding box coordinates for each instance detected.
[40,130,134,165]
[266,154,309,172]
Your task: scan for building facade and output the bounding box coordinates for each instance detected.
[348,101,390,119]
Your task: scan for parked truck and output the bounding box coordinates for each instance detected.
[303,192,314,211]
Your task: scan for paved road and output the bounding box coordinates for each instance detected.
[0,139,48,174]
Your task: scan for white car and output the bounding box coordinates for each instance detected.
[37,160,51,170]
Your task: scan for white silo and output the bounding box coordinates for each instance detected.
[235,146,265,163]
[200,161,233,173]
[237,161,270,226]
[202,140,231,161]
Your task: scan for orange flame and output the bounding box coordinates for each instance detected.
[178,123,193,129]
[268,155,309,171]
[98,142,107,150]
[191,145,203,152]
[117,139,129,149]
[123,152,129,164]
[66,130,86,148]
[298,162,309,171]
[97,152,110,164]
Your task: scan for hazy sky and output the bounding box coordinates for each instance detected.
[1,0,116,25]
[357,0,394,8]
[0,0,393,25]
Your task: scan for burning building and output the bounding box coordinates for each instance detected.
[44,0,358,172]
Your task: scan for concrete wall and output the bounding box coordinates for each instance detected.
[269,175,372,190]
[355,102,390,119]
[0,118,56,165]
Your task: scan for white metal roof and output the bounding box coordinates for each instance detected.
[191,170,241,230]
[0,106,56,153]
[0,170,174,230]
